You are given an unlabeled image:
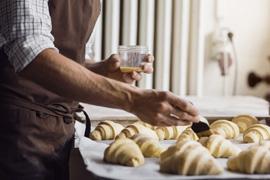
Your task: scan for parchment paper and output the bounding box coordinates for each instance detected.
[78,137,270,180]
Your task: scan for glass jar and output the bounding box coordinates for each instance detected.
[118,45,148,73]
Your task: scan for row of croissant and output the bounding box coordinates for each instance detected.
[89,115,270,175]
[90,115,270,143]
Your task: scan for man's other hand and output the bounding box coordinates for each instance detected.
[86,54,154,84]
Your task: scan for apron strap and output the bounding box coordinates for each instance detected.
[75,104,91,138]
[82,110,91,137]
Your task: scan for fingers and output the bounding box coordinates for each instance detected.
[157,114,192,126]
[122,73,135,84]
[167,92,199,117]
[143,54,155,63]
[154,91,199,125]
[141,62,154,74]
[122,71,142,83]
[170,108,200,123]
[141,54,154,74]
[134,90,200,127]
[107,54,121,71]
[131,71,142,80]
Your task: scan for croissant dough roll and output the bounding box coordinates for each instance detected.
[116,123,158,140]
[90,120,124,140]
[243,124,270,143]
[160,140,223,175]
[155,126,188,140]
[177,127,199,143]
[134,121,154,130]
[210,120,239,139]
[196,129,215,137]
[130,134,165,157]
[199,135,241,158]
[227,145,270,174]
[104,138,144,167]
[232,115,258,133]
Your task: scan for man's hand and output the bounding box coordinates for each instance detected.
[131,90,199,126]
[85,54,154,83]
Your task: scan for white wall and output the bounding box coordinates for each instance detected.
[202,0,270,97]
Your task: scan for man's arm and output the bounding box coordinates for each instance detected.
[20,49,199,126]
[21,49,137,112]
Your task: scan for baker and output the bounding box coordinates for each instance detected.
[0,0,199,179]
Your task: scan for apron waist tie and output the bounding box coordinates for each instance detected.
[82,110,91,137]
[70,104,91,137]
[0,97,91,137]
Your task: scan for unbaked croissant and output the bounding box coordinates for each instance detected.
[155,125,188,140]
[243,124,270,143]
[103,138,144,167]
[232,115,258,133]
[90,120,124,140]
[134,120,154,130]
[130,134,165,158]
[196,129,215,137]
[177,127,199,143]
[199,134,241,158]
[116,123,158,140]
[160,140,223,175]
[227,145,270,174]
[210,120,239,139]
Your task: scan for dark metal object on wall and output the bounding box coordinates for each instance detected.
[248,72,270,87]
[247,57,270,102]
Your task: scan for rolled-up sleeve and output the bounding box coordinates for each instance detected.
[0,0,58,72]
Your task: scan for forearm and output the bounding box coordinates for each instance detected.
[20,49,140,111]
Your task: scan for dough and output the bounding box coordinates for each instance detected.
[155,126,189,140]
[104,138,144,167]
[90,120,124,140]
[116,123,158,140]
[243,124,270,143]
[199,134,241,158]
[210,120,239,139]
[196,129,215,137]
[160,140,223,175]
[177,127,199,143]
[134,120,154,130]
[130,134,165,158]
[232,115,258,133]
[227,145,270,174]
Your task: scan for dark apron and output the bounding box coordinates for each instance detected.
[0,0,100,179]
